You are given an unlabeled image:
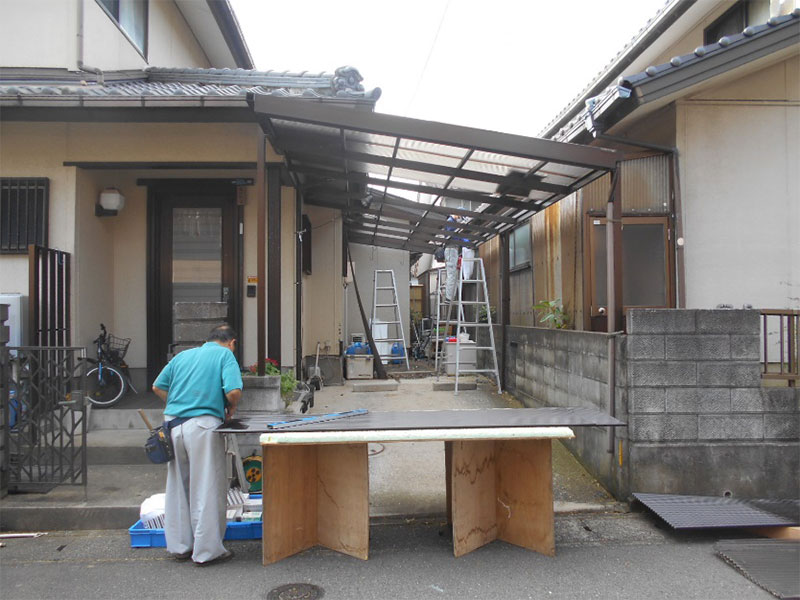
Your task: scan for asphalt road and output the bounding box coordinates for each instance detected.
[0,512,773,600]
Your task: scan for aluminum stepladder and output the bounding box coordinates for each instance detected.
[370,269,409,368]
[433,266,465,374]
[439,257,501,394]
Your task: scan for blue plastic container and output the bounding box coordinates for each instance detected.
[390,342,403,364]
[129,519,262,548]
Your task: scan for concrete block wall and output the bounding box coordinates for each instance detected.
[484,325,628,498]
[625,309,799,499]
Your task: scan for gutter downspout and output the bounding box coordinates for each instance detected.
[76,0,104,85]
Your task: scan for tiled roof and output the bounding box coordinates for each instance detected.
[552,9,800,143]
[0,66,381,105]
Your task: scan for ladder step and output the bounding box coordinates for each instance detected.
[374,304,398,307]
[456,369,497,374]
[374,338,405,343]
[457,301,486,305]
[375,286,394,290]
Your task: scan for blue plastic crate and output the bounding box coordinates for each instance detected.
[129,519,262,548]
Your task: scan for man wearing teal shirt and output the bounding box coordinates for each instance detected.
[152,325,242,566]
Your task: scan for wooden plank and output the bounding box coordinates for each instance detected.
[450,440,498,557]
[444,441,453,524]
[262,444,317,564]
[316,443,369,560]
[495,439,555,556]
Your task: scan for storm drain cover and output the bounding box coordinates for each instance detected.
[266,583,324,600]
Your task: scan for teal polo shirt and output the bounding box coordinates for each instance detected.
[153,342,243,420]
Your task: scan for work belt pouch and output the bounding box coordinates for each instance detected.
[144,418,189,464]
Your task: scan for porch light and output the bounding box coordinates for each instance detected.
[96,188,126,217]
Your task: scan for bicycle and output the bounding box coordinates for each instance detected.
[81,323,138,408]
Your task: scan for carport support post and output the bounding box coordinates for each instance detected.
[256,133,266,375]
[500,231,510,390]
[267,164,282,363]
[606,166,623,454]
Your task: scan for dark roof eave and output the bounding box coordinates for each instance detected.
[206,0,254,69]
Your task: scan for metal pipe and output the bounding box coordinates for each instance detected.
[76,0,104,85]
[606,168,622,454]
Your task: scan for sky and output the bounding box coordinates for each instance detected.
[231,0,669,138]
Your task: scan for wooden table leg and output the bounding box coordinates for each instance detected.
[262,442,369,565]
[262,444,317,565]
[450,438,555,557]
[495,439,555,556]
[317,443,369,560]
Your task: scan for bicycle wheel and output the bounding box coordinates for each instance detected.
[85,365,127,407]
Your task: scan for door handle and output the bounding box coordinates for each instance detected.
[222,286,230,303]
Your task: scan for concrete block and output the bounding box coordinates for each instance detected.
[630,414,697,441]
[666,388,730,413]
[554,369,570,392]
[626,309,696,335]
[538,347,555,367]
[730,335,760,360]
[554,349,569,371]
[580,378,603,406]
[627,335,665,360]
[730,388,763,412]
[173,302,228,320]
[581,353,604,381]
[353,380,398,392]
[696,362,761,387]
[629,388,665,413]
[764,414,800,439]
[698,415,763,440]
[665,335,730,360]
[696,309,759,335]
[580,333,607,357]
[629,361,697,387]
[568,351,582,375]
[763,388,800,412]
[173,321,226,343]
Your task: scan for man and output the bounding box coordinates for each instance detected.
[152,325,243,566]
[444,214,472,302]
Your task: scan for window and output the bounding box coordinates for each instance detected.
[704,0,770,45]
[587,216,672,314]
[509,222,531,270]
[1,178,49,254]
[96,0,148,55]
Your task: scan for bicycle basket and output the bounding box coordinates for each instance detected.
[104,334,131,361]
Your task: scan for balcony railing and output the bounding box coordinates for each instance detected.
[761,309,799,387]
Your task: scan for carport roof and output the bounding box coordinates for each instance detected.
[250,94,621,254]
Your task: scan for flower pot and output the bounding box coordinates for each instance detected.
[239,375,282,412]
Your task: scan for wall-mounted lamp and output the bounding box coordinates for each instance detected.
[96,187,126,217]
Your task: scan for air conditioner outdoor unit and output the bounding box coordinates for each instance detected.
[350,333,365,344]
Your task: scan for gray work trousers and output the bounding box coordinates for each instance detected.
[164,415,227,563]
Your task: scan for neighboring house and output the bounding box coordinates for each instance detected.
[0,0,386,386]
[482,0,799,330]
[479,0,799,500]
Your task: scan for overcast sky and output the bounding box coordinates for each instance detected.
[231,0,668,137]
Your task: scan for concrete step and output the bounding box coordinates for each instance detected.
[87,429,152,465]
[89,408,162,431]
[0,464,166,531]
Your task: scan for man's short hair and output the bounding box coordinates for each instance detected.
[208,324,237,343]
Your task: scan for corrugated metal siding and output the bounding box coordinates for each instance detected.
[510,268,534,326]
[583,154,671,214]
[559,194,582,329]
[481,236,501,315]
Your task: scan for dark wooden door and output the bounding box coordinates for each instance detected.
[147,181,241,381]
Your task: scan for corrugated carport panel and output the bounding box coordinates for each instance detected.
[582,155,670,213]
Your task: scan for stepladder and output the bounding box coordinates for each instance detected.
[371,269,409,368]
[436,256,501,394]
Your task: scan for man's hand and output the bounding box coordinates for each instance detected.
[225,389,242,422]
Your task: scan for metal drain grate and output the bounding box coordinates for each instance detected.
[716,539,800,599]
[633,493,800,529]
[266,583,324,600]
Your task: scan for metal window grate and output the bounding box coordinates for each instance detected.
[1,178,49,254]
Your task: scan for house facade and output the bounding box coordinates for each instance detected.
[0,0,390,386]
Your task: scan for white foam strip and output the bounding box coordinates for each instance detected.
[260,426,574,445]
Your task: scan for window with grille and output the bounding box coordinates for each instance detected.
[1,178,49,254]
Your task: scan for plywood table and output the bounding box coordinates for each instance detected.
[221,408,624,565]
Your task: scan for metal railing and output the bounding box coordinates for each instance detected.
[761,309,799,387]
[1,346,87,492]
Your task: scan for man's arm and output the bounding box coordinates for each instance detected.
[152,386,168,403]
[224,388,241,421]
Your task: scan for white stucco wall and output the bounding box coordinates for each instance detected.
[677,57,800,310]
[0,0,210,70]
[345,244,411,354]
